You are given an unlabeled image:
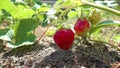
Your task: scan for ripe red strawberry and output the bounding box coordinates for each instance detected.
[53,28,74,50]
[74,18,90,36]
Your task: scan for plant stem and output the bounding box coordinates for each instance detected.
[34,24,50,45]
[59,1,120,20]
[82,1,120,16]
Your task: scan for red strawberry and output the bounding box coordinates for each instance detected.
[74,18,90,36]
[53,28,74,50]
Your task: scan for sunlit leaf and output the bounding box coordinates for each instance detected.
[16,5,35,19]
[6,31,36,48]
[0,0,20,19]
[46,29,56,36]
[67,11,77,18]
[114,35,120,43]
[6,42,34,48]
[13,18,38,41]
[38,14,45,21]
[38,7,50,12]
[0,0,35,19]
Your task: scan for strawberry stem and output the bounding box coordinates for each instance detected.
[34,24,50,45]
[59,1,120,21]
[82,1,120,16]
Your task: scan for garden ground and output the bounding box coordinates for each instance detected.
[0,35,120,68]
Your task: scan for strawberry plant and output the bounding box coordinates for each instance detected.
[0,0,48,48]
[0,0,120,68]
[0,0,120,51]
[52,0,120,50]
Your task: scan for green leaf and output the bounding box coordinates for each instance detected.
[46,29,56,36]
[6,33,35,48]
[90,20,120,35]
[38,14,48,27]
[35,0,42,4]
[38,7,50,12]
[0,10,2,23]
[0,29,9,36]
[13,18,38,41]
[6,42,33,48]
[38,14,45,21]
[41,15,48,27]
[16,5,35,19]
[0,0,35,19]
[0,29,14,41]
[0,0,20,19]
[114,35,120,42]
[6,41,34,48]
[67,11,77,18]
[23,33,36,42]
[97,20,120,26]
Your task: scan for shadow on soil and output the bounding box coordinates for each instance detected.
[1,40,120,68]
[37,41,120,68]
